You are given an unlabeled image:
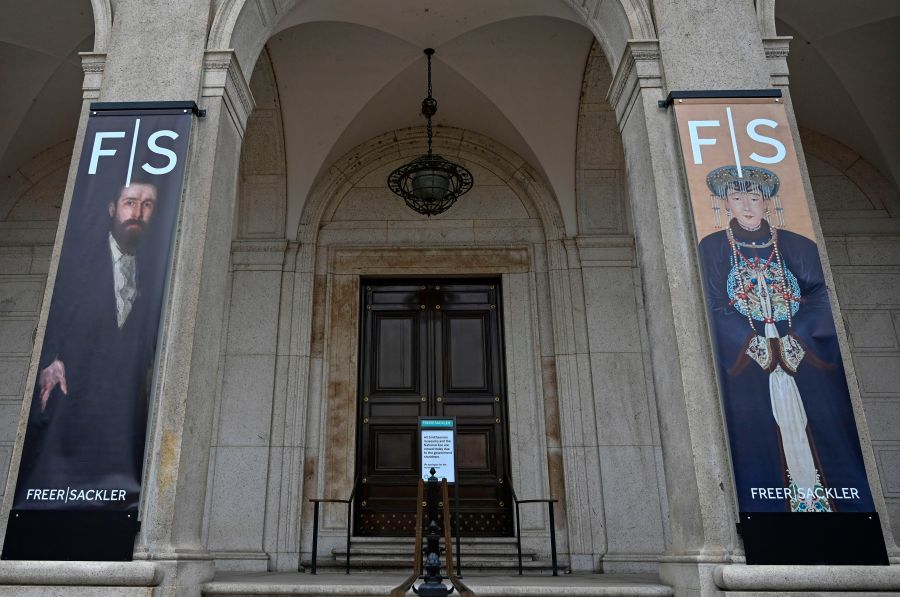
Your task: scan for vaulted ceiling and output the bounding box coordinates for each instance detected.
[0,0,93,178]
[775,0,900,188]
[266,0,594,232]
[0,0,898,225]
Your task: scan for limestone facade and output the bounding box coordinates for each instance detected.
[0,1,898,595]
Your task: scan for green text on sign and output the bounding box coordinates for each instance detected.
[421,419,454,428]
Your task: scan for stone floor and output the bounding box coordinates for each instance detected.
[202,571,673,596]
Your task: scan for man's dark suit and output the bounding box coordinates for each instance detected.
[16,234,156,510]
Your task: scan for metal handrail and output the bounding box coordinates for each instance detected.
[442,479,475,596]
[308,474,360,575]
[505,474,559,576]
[390,479,426,597]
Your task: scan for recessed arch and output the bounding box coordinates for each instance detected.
[208,0,655,80]
[89,0,112,52]
[297,126,565,243]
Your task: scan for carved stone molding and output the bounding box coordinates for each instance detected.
[231,239,290,271]
[80,52,107,100]
[202,50,255,136]
[607,39,662,127]
[564,0,657,46]
[763,36,792,88]
[755,0,778,39]
[328,246,531,275]
[89,0,113,53]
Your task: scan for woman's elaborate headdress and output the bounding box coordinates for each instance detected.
[706,165,783,228]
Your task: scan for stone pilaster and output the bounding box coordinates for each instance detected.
[132,49,254,595]
[547,237,608,571]
[609,38,738,596]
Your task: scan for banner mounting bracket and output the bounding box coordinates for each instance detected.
[89,101,205,117]
[658,89,783,109]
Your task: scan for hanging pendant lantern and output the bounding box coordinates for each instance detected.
[388,48,473,216]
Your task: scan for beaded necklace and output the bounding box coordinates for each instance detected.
[726,224,798,331]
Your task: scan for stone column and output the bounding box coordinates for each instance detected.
[609,2,895,594]
[131,49,253,594]
[95,2,254,593]
[605,2,772,594]
[609,39,736,596]
[1,1,253,592]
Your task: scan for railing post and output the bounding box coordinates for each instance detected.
[311,501,320,575]
[515,501,522,576]
[454,479,462,578]
[346,500,352,574]
[548,501,558,577]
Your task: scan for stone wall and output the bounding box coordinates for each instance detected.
[0,141,71,510]
[0,57,897,575]
[807,128,900,543]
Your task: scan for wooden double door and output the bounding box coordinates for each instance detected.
[354,279,512,536]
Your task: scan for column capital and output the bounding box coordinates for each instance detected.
[80,52,107,100]
[607,39,662,129]
[763,36,793,88]
[202,49,255,137]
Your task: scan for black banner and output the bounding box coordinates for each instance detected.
[3,103,195,560]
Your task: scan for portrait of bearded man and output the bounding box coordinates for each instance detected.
[16,181,163,508]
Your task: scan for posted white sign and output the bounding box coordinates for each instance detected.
[421,428,456,483]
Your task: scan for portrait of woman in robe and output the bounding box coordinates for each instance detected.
[697,165,874,513]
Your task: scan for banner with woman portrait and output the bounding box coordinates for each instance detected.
[671,91,887,564]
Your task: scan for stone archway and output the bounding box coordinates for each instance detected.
[202,0,673,573]
[207,0,656,83]
[279,126,573,569]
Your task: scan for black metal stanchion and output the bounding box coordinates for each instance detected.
[311,501,319,575]
[415,469,451,597]
[454,478,462,578]
[548,500,558,576]
[515,501,523,575]
[345,500,352,574]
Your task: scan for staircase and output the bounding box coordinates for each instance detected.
[302,536,566,575]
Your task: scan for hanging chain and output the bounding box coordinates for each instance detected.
[426,50,433,102]
[423,49,436,156]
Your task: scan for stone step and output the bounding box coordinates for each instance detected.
[203,572,674,597]
[329,541,541,559]
[306,537,564,575]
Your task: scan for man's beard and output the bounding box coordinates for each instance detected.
[112,219,145,254]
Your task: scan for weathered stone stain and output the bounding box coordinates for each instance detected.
[547,449,569,533]
[542,357,562,448]
[157,428,178,495]
[321,275,358,506]
[309,275,327,358]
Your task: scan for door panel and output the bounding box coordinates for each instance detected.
[375,316,416,390]
[355,279,511,536]
[447,315,488,390]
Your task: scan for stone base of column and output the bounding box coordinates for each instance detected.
[661,556,900,596]
[133,550,215,597]
[0,560,162,596]
[714,564,900,594]
[0,554,216,597]
[659,554,734,597]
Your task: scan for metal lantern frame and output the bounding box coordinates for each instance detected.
[388,48,473,216]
